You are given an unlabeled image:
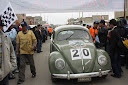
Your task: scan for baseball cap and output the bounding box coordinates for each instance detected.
[100,20,105,25]
[21,21,27,27]
[94,21,99,24]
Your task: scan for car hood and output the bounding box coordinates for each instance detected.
[56,40,96,73]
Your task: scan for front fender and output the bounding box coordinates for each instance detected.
[48,51,72,74]
[93,49,111,72]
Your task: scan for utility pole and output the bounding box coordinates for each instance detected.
[124,0,126,19]
[82,12,83,23]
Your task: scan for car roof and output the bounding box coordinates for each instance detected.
[54,25,89,32]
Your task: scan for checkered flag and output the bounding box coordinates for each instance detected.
[1,3,17,32]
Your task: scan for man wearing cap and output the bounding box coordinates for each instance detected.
[0,18,17,85]
[89,21,99,42]
[16,21,37,84]
[89,21,100,48]
[98,20,108,50]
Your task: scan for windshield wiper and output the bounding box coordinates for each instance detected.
[65,33,74,40]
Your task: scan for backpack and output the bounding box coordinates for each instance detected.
[122,25,128,49]
[116,19,128,50]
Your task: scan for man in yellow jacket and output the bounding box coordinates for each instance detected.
[16,21,37,84]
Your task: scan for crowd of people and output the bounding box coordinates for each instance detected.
[87,19,128,78]
[0,16,52,85]
[0,15,128,85]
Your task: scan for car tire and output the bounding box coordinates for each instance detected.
[51,76,57,83]
[102,75,108,79]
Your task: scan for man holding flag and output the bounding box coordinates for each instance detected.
[0,17,17,85]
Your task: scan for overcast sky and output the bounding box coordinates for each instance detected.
[26,12,114,25]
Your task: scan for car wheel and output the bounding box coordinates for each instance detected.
[51,76,57,82]
[102,75,108,79]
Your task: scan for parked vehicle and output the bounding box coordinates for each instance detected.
[49,25,111,82]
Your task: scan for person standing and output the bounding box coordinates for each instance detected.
[14,20,20,33]
[14,20,21,71]
[16,21,37,84]
[35,25,43,53]
[109,19,122,78]
[89,21,99,42]
[48,27,52,39]
[0,17,17,85]
[89,21,100,48]
[98,20,108,50]
[44,27,48,40]
[5,24,17,79]
[120,19,128,69]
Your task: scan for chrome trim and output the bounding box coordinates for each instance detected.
[52,70,110,79]
[80,47,84,71]
[99,69,102,77]
[67,71,70,80]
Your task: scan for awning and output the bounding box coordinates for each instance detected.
[0,0,125,14]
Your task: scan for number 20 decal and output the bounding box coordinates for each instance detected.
[70,48,91,60]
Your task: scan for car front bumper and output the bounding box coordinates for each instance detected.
[52,69,110,80]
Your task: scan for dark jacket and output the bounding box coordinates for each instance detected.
[98,26,108,47]
[35,29,42,41]
[109,27,120,56]
[109,26,127,56]
[14,25,20,33]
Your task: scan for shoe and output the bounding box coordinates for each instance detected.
[26,62,29,65]
[37,51,40,53]
[9,73,15,80]
[9,76,15,80]
[40,51,43,52]
[111,74,121,78]
[15,70,19,73]
[32,74,36,78]
[17,79,24,84]
[126,66,128,69]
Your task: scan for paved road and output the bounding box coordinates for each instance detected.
[10,39,128,85]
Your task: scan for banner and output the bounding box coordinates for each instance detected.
[1,3,17,32]
[0,0,125,14]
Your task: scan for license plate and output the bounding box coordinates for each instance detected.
[78,78,92,82]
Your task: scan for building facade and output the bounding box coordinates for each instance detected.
[26,16,46,25]
[115,0,128,19]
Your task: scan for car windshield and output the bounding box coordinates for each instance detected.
[57,30,90,41]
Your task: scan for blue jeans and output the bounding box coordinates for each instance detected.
[0,75,9,85]
[37,40,42,52]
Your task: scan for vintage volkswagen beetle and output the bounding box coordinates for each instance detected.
[49,25,111,81]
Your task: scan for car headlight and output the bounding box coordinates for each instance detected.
[55,59,65,70]
[98,55,107,66]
